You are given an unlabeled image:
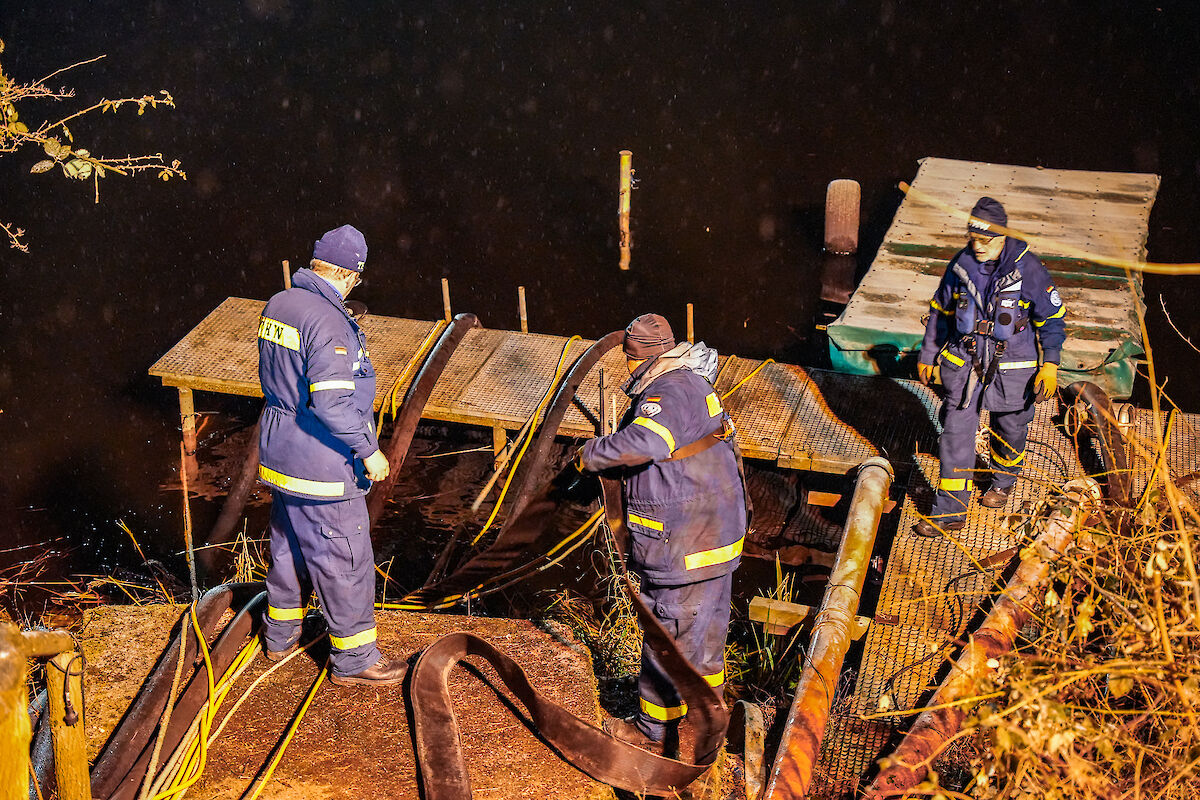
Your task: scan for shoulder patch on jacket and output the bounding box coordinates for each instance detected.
[1049,288,1062,306]
[639,401,662,417]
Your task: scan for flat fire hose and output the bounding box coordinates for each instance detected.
[408,474,729,798]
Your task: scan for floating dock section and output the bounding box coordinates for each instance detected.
[826,157,1160,398]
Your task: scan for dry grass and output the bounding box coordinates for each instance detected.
[916,406,1200,800]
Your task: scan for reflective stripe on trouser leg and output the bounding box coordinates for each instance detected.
[636,572,733,740]
[988,403,1035,491]
[932,400,983,524]
[268,492,382,677]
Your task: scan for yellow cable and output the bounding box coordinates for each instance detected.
[375,319,448,431]
[713,355,737,394]
[150,629,260,798]
[722,359,775,400]
[242,662,329,800]
[469,335,581,546]
[383,507,605,611]
[147,604,218,800]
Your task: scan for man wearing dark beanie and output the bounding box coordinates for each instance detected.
[914,197,1067,537]
[256,224,409,686]
[578,313,749,752]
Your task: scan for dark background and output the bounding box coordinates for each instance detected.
[2,1,1199,573]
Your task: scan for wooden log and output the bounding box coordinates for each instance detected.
[47,651,90,800]
[618,150,632,270]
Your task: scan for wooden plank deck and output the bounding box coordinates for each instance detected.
[149,297,942,473]
[826,157,1160,398]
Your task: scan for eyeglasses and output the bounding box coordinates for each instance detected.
[969,233,1000,245]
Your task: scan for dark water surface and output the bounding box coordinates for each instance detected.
[2,2,1199,582]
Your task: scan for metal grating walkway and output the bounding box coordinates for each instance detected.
[149,297,944,473]
[810,401,1088,794]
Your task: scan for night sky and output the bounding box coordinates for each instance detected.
[2,1,1199,570]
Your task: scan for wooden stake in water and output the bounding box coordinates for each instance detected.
[687,303,695,343]
[618,150,633,271]
[282,259,292,289]
[441,278,452,322]
[180,442,198,601]
[598,368,609,436]
[518,286,528,333]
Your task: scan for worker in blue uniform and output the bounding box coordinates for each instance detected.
[579,314,749,749]
[256,224,408,686]
[914,197,1067,537]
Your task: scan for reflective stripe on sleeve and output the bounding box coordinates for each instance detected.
[628,513,664,531]
[258,316,301,351]
[941,350,965,367]
[632,416,676,452]
[704,669,725,687]
[268,605,306,621]
[991,448,1025,467]
[330,627,377,651]
[1034,304,1066,326]
[684,536,744,571]
[258,464,345,497]
[939,478,974,492]
[705,392,722,417]
[310,379,356,392]
[640,697,687,721]
[998,360,1038,370]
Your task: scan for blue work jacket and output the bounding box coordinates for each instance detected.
[257,269,379,500]
[581,343,747,584]
[919,238,1067,412]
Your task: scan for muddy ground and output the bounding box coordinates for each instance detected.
[79,604,616,799]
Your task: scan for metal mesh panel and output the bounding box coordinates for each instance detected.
[718,358,813,461]
[362,317,444,407]
[426,327,509,411]
[452,333,585,426]
[149,297,264,396]
[810,712,899,799]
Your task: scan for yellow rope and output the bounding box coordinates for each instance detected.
[146,603,222,800]
[242,662,329,800]
[722,359,775,400]
[382,507,605,611]
[900,181,1200,275]
[375,319,449,432]
[468,335,582,546]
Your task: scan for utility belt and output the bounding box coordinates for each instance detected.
[955,337,1007,410]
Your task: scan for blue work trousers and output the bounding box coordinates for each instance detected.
[264,491,381,677]
[635,572,732,741]
[932,398,1035,524]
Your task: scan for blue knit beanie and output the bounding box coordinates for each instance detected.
[313,225,368,273]
[968,197,1007,237]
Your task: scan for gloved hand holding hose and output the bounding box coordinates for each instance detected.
[1034,362,1058,402]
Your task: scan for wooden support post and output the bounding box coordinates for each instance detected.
[0,624,31,800]
[47,652,90,800]
[177,387,199,481]
[281,259,292,289]
[492,426,507,468]
[441,278,452,322]
[686,303,695,343]
[598,369,609,436]
[518,286,528,333]
[618,150,633,271]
